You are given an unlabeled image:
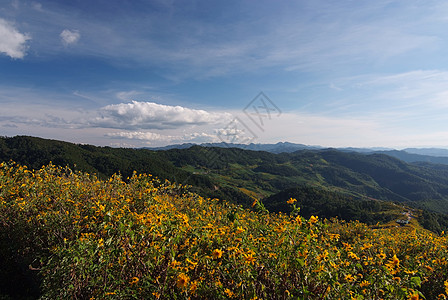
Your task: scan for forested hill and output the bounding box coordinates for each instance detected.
[2,135,448,227]
[162,145,448,211]
[0,136,255,206]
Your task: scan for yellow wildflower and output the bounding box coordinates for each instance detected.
[224,288,234,298]
[190,281,198,293]
[287,198,297,204]
[309,215,318,224]
[388,254,400,268]
[348,252,360,260]
[244,253,256,264]
[344,274,355,282]
[212,249,223,259]
[359,280,370,287]
[409,293,420,300]
[129,277,139,284]
[377,252,386,260]
[176,273,189,289]
[236,226,245,234]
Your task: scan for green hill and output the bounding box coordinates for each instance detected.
[3,135,448,231]
[163,146,448,212]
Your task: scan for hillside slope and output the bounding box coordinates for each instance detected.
[0,136,254,206]
[1,162,448,299]
[163,146,448,214]
[3,136,448,225]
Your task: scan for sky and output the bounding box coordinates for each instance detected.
[2,0,448,148]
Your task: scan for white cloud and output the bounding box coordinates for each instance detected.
[106,131,173,141]
[105,131,219,145]
[92,101,232,130]
[60,29,80,46]
[0,18,31,59]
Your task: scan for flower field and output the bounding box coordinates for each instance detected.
[1,162,448,299]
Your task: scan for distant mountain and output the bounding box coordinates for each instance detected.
[149,142,448,165]
[147,143,198,151]
[146,141,322,153]
[377,150,448,165]
[403,148,448,157]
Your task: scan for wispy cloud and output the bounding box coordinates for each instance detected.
[1,0,443,81]
[334,70,448,110]
[116,91,142,101]
[0,18,31,59]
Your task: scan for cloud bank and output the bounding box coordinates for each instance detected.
[0,18,30,59]
[105,131,218,145]
[92,101,232,130]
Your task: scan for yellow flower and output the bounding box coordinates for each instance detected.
[287,198,297,204]
[190,281,198,293]
[348,252,360,260]
[360,243,372,251]
[236,226,245,234]
[244,253,256,264]
[176,273,189,289]
[309,215,318,224]
[224,288,234,298]
[129,277,139,284]
[344,274,355,282]
[317,250,329,262]
[212,249,223,259]
[389,254,400,267]
[409,293,420,300]
[445,280,448,294]
[359,280,370,287]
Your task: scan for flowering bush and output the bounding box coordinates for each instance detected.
[1,162,448,299]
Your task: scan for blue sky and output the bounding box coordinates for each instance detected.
[2,0,448,148]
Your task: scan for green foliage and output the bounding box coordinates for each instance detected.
[0,136,250,208]
[1,162,448,299]
[419,210,448,234]
[264,185,398,225]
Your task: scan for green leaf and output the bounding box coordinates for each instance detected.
[410,276,422,287]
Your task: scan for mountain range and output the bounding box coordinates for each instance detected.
[147,142,448,165]
[2,135,448,232]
